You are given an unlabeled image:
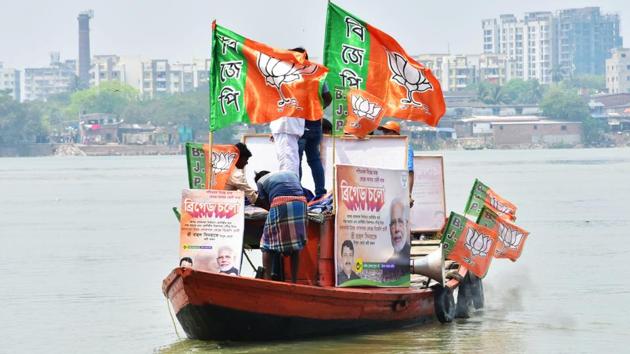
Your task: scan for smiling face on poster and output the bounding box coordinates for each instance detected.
[179,189,244,276]
[335,164,410,287]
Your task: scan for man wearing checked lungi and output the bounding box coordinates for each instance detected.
[254,170,307,283]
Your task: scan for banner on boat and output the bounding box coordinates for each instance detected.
[441,212,498,278]
[477,206,529,262]
[464,179,517,221]
[324,2,445,127]
[185,143,239,189]
[210,22,328,132]
[409,156,446,232]
[178,189,244,276]
[334,164,410,287]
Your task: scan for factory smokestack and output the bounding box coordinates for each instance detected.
[77,10,93,90]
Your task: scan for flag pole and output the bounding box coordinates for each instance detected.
[207,20,216,190]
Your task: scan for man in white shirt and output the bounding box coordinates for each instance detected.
[270,117,304,176]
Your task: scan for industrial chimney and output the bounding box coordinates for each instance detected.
[77,10,93,90]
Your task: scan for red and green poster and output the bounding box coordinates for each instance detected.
[464,179,517,221]
[324,2,446,128]
[477,206,529,262]
[210,22,328,131]
[185,142,239,190]
[441,212,498,278]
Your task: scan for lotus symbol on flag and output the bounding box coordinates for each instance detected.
[387,51,433,108]
[211,151,238,173]
[351,95,382,121]
[464,228,492,257]
[489,196,512,215]
[499,224,524,250]
[256,53,318,107]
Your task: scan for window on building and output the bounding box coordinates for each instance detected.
[561,125,567,131]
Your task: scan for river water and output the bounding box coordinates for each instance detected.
[1,148,629,353]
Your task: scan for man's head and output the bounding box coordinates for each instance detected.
[216,246,234,271]
[290,47,308,60]
[389,197,409,253]
[179,257,193,268]
[234,142,252,169]
[340,240,355,276]
[378,121,401,136]
[254,170,271,184]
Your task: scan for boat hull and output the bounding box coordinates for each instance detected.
[163,268,443,341]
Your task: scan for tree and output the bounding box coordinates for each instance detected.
[477,82,507,104]
[0,94,48,144]
[562,75,605,93]
[67,81,138,118]
[540,85,590,121]
[501,79,544,104]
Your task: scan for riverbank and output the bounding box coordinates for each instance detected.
[0,143,182,157]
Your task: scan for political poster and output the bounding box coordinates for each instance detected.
[335,164,410,287]
[179,189,244,276]
[409,156,446,232]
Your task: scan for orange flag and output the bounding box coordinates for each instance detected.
[204,144,239,190]
[477,206,530,262]
[441,212,499,278]
[344,89,385,138]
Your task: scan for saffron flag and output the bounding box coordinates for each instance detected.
[441,212,498,278]
[477,206,529,262]
[324,2,446,127]
[464,179,517,221]
[210,22,329,131]
[344,89,385,138]
[185,142,239,190]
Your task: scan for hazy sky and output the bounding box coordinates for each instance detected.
[1,0,628,69]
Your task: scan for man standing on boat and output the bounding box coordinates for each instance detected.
[225,142,258,205]
[337,240,361,284]
[254,170,307,282]
[382,197,411,282]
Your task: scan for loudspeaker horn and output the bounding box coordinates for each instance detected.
[410,243,445,286]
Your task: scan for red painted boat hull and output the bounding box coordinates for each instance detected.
[163,268,446,341]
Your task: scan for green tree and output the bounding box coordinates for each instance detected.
[67,81,138,118]
[477,82,507,104]
[540,86,590,121]
[501,79,544,104]
[562,75,605,93]
[0,94,48,144]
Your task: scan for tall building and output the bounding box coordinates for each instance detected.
[556,7,622,77]
[77,10,93,89]
[22,52,77,101]
[482,12,554,84]
[0,62,20,101]
[482,7,622,83]
[606,48,630,94]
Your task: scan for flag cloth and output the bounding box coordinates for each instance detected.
[210,22,329,131]
[344,89,385,138]
[441,212,499,278]
[324,2,446,127]
[477,206,529,262]
[464,179,517,221]
[185,142,239,189]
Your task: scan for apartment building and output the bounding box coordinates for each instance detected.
[22,52,77,101]
[606,48,630,94]
[417,53,510,91]
[0,62,20,101]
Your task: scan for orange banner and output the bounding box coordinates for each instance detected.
[344,89,385,138]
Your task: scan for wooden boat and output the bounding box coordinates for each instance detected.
[162,216,480,341]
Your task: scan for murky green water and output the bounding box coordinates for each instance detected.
[1,148,629,353]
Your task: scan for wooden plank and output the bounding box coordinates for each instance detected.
[411,239,441,246]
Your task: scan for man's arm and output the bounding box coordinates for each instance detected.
[321,83,332,109]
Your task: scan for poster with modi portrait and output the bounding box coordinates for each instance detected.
[335,164,411,287]
[178,189,244,276]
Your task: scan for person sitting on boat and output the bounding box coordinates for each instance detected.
[179,257,193,268]
[382,197,411,282]
[226,142,258,205]
[254,170,307,282]
[377,121,414,208]
[216,246,239,276]
[337,240,360,284]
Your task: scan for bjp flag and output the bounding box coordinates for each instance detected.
[464,179,517,221]
[343,89,385,138]
[210,22,328,131]
[185,142,239,190]
[477,206,529,262]
[441,212,499,278]
[324,2,446,127]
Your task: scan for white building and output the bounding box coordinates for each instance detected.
[0,62,20,101]
[606,48,630,94]
[416,53,510,91]
[482,12,554,84]
[22,52,77,101]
